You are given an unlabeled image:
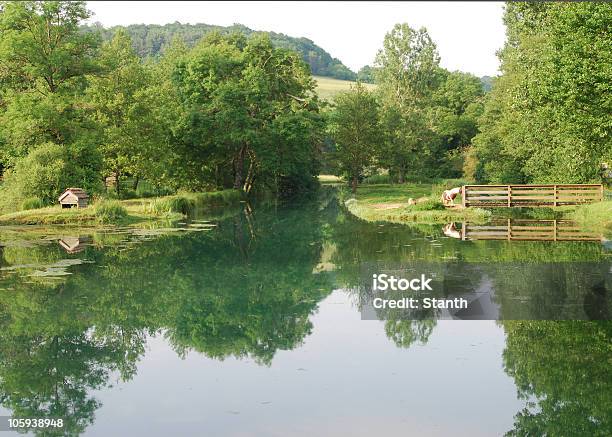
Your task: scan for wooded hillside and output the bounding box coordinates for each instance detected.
[82,22,357,80]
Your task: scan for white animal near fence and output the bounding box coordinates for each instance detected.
[441,187,461,206]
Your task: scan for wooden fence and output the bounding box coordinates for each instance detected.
[461,219,601,242]
[461,184,603,208]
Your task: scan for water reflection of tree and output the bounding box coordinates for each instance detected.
[384,319,436,348]
[483,262,611,320]
[0,332,138,436]
[502,321,612,436]
[0,201,332,434]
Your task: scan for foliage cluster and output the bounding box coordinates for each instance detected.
[470,2,612,184]
[327,24,485,192]
[0,1,324,212]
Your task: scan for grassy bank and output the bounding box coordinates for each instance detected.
[342,183,612,231]
[314,76,376,100]
[0,189,242,226]
[342,183,491,224]
[565,200,612,231]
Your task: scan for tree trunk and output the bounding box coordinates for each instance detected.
[115,171,121,195]
[132,176,139,190]
[243,151,256,193]
[351,175,358,193]
[398,167,405,184]
[233,146,246,190]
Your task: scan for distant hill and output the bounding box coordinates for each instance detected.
[83,22,357,81]
[480,75,494,92]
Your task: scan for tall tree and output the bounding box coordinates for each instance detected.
[87,30,168,194]
[173,32,323,196]
[0,1,101,162]
[430,71,484,177]
[0,1,103,206]
[374,24,442,182]
[328,82,381,193]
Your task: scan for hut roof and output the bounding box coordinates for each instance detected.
[58,188,89,202]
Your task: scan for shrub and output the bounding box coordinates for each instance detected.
[412,197,445,211]
[118,189,138,200]
[21,197,44,211]
[144,190,241,217]
[0,142,103,212]
[145,196,193,216]
[187,189,242,208]
[363,174,391,184]
[166,196,193,215]
[136,182,173,198]
[95,200,127,223]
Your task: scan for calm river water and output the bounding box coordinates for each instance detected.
[0,188,610,436]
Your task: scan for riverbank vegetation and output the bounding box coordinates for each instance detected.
[0,1,324,215]
[324,3,610,228]
[325,3,609,193]
[343,181,612,230]
[0,189,242,225]
[342,182,491,224]
[0,2,609,229]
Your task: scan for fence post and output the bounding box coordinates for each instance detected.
[507,218,511,241]
[461,186,466,208]
[600,184,604,202]
[554,184,558,207]
[507,185,511,207]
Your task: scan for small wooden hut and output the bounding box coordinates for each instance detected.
[58,188,89,208]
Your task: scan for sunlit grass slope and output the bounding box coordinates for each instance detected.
[313,75,376,100]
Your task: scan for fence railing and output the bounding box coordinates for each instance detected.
[461,184,603,208]
[460,219,601,242]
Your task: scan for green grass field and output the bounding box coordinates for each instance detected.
[313,75,376,100]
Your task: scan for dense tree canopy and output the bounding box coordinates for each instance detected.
[172,32,323,195]
[1,1,608,203]
[470,2,612,184]
[0,1,326,210]
[0,1,104,205]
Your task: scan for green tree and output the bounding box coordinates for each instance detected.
[356,65,376,84]
[430,71,484,177]
[374,24,442,182]
[328,83,381,192]
[173,32,323,196]
[0,1,103,208]
[87,30,168,194]
[473,2,612,184]
[0,1,101,162]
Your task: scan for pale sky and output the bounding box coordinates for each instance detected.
[86,1,506,77]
